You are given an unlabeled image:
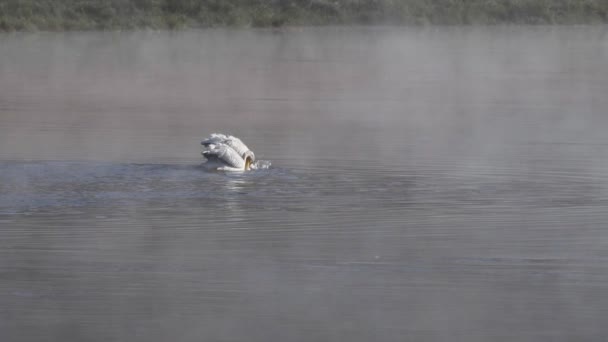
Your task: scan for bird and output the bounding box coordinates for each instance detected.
[201,133,256,171]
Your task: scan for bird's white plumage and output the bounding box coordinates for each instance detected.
[201,133,252,160]
[201,133,255,171]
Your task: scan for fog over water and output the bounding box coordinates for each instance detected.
[1,26,608,341]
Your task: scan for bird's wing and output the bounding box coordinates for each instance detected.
[201,133,229,147]
[225,135,251,157]
[201,144,245,169]
[201,133,251,158]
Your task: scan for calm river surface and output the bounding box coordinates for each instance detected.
[1,26,608,341]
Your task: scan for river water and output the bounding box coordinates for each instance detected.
[1,26,608,341]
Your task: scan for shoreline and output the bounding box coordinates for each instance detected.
[1,24,607,35]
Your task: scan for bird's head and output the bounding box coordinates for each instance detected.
[243,151,255,170]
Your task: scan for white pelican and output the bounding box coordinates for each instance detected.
[201,133,256,171]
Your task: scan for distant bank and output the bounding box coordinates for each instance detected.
[1,0,607,31]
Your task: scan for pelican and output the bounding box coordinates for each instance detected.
[201,133,256,171]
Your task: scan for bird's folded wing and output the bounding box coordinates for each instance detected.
[202,144,245,169]
[201,133,229,147]
[201,133,250,158]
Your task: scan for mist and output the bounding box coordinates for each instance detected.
[1,26,608,341]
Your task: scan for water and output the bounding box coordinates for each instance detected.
[1,26,608,341]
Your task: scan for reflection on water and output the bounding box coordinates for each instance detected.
[1,26,608,341]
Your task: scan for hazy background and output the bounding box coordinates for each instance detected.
[1,26,608,341]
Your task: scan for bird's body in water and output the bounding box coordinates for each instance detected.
[201,133,255,171]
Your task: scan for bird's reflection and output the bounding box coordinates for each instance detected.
[216,173,256,223]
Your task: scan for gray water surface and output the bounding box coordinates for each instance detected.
[1,26,608,341]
